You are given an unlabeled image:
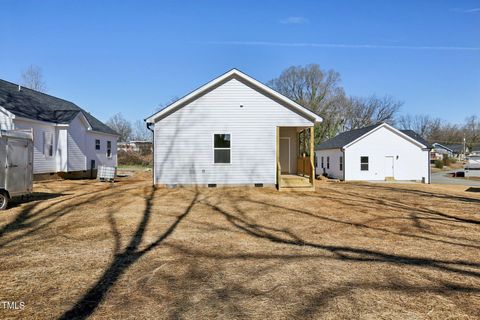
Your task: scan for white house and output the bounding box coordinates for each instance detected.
[315,123,432,183]
[0,79,118,179]
[145,69,322,190]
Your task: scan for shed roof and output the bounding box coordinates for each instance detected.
[316,123,431,150]
[0,79,117,135]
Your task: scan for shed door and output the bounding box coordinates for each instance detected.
[384,156,394,178]
[6,139,29,195]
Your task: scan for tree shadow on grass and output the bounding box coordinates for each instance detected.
[59,187,199,320]
[6,192,66,209]
[198,195,480,279]
[0,184,140,249]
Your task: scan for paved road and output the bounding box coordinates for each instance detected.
[431,171,480,186]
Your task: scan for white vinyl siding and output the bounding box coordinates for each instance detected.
[154,78,313,185]
[14,119,57,174]
[10,114,117,174]
[0,108,14,130]
[315,149,343,179]
[85,132,118,168]
[67,115,87,171]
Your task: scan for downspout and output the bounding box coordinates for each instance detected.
[427,148,431,184]
[342,148,346,181]
[146,121,155,186]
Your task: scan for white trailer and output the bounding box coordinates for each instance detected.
[465,155,480,178]
[0,129,33,210]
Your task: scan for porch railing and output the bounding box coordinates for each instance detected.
[297,156,313,177]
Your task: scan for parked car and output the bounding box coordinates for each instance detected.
[0,129,33,210]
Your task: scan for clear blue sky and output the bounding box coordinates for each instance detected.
[0,0,479,124]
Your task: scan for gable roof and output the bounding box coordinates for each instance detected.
[0,79,118,135]
[400,130,432,149]
[432,142,454,153]
[444,144,466,153]
[315,123,383,150]
[316,123,431,150]
[145,68,323,124]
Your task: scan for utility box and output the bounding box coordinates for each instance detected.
[0,129,34,210]
[97,165,117,182]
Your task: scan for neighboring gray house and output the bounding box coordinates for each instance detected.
[431,143,454,161]
[0,79,118,178]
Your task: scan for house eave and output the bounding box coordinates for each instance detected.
[145,69,323,124]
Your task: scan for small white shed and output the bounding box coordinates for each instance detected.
[315,123,432,183]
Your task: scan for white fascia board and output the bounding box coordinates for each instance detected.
[0,105,16,119]
[13,115,70,128]
[145,69,323,124]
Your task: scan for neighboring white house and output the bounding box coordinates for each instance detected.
[145,69,322,189]
[315,123,432,183]
[0,79,118,178]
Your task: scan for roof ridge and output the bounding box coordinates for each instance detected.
[0,78,80,108]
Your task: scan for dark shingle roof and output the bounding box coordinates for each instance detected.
[316,123,431,150]
[315,123,383,150]
[0,79,117,135]
[400,130,432,149]
[444,144,465,153]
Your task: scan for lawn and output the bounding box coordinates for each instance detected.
[0,172,479,319]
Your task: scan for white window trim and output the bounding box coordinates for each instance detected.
[95,139,101,151]
[43,131,54,159]
[360,156,369,171]
[213,133,232,165]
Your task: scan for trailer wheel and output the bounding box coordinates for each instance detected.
[0,191,8,210]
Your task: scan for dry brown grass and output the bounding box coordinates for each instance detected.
[0,172,479,319]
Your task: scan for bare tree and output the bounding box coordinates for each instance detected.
[464,115,480,149]
[397,114,436,137]
[21,65,47,92]
[106,113,132,142]
[132,120,152,142]
[344,95,402,130]
[268,64,348,142]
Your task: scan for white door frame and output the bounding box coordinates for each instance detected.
[280,137,291,173]
[384,155,394,178]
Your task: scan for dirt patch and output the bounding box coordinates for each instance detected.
[0,172,479,319]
